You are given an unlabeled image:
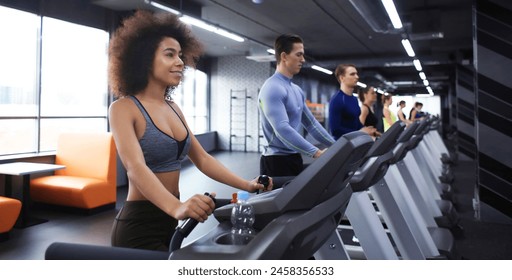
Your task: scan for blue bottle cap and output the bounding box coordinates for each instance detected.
[237,190,250,201]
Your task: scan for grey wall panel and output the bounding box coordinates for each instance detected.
[457,83,474,104]
[475,0,512,217]
[479,124,512,168]
[478,47,512,89]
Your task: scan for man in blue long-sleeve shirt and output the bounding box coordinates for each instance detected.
[258,34,335,177]
[328,64,376,140]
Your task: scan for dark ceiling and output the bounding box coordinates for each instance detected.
[93,0,474,96]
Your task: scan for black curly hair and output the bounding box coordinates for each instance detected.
[108,10,203,96]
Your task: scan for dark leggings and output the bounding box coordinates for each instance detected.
[111,200,178,252]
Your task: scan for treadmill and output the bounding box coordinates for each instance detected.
[339,121,406,260]
[375,120,458,259]
[45,131,373,260]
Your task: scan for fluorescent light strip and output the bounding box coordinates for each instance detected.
[311,65,333,75]
[147,2,245,42]
[146,0,181,15]
[419,72,426,80]
[376,89,384,94]
[357,82,367,88]
[426,86,434,95]
[381,0,403,29]
[180,16,217,32]
[401,39,415,57]
[392,81,415,85]
[180,15,244,42]
[267,49,275,55]
[423,79,429,86]
[413,59,422,71]
[214,28,245,42]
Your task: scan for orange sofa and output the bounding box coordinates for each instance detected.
[0,196,21,240]
[30,132,117,210]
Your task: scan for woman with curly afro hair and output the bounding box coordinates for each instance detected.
[108,10,272,251]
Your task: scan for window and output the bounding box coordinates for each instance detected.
[0,6,109,156]
[0,7,39,155]
[173,67,209,134]
[39,17,109,151]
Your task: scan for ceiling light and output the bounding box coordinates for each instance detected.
[419,72,426,80]
[311,65,333,75]
[180,16,245,42]
[181,16,216,31]
[357,82,367,88]
[145,0,181,15]
[376,89,384,94]
[381,0,403,29]
[423,79,429,86]
[267,49,275,55]
[409,32,444,41]
[392,81,415,85]
[401,39,415,57]
[426,86,434,95]
[413,59,422,71]
[384,61,410,67]
[147,0,245,43]
[214,28,245,42]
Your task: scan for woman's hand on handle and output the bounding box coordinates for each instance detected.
[246,175,274,193]
[173,193,216,222]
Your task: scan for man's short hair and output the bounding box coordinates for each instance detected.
[274,34,303,64]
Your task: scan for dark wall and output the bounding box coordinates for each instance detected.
[474,0,512,218]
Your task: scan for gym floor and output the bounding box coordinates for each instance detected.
[1,151,511,260]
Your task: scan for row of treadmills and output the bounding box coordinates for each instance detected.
[45,115,462,260]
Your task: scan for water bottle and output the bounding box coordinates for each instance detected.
[230,190,255,245]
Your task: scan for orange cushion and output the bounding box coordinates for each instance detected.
[54,133,116,183]
[31,175,116,209]
[0,196,22,233]
[29,132,117,210]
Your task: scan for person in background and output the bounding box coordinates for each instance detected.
[108,10,271,252]
[328,64,376,140]
[397,100,412,126]
[409,101,425,122]
[358,86,381,137]
[382,94,397,132]
[258,34,335,177]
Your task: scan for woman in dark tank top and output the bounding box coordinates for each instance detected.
[397,100,412,126]
[409,102,425,121]
[358,86,381,136]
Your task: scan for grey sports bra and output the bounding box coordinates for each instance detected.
[129,95,191,173]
